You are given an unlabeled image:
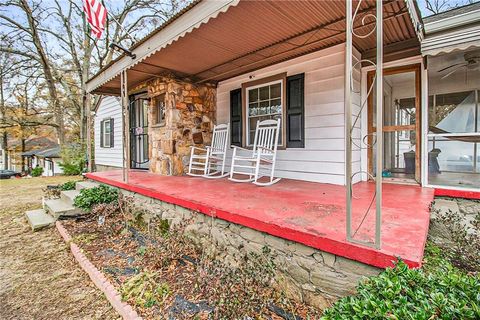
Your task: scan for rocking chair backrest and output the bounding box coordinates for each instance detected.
[252,119,281,155]
[210,123,229,154]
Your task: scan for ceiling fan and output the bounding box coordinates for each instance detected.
[438,51,480,79]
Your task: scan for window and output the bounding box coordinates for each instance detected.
[153,94,166,126]
[100,118,114,148]
[231,73,305,148]
[246,81,283,145]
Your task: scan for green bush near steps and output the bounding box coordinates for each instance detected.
[321,244,480,320]
[31,167,43,177]
[73,184,118,212]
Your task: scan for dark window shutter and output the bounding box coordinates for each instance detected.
[230,88,242,146]
[100,120,104,148]
[286,73,305,148]
[110,118,114,148]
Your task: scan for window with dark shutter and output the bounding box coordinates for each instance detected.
[286,73,305,148]
[100,120,105,148]
[110,118,114,147]
[230,88,242,146]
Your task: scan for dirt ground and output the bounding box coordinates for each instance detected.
[0,176,119,320]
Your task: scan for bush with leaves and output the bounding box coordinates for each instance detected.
[31,167,43,177]
[321,244,480,320]
[60,180,79,191]
[59,143,85,175]
[73,185,118,212]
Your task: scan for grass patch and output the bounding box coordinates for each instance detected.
[121,272,170,308]
[71,233,98,245]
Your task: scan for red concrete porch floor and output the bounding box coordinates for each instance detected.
[86,170,434,269]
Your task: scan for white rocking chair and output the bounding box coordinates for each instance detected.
[187,123,230,178]
[229,119,281,186]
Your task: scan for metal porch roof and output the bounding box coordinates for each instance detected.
[87,0,420,95]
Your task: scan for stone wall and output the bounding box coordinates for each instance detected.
[134,77,216,175]
[122,189,381,309]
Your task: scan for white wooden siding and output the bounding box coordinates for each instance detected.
[94,96,123,168]
[216,44,361,185]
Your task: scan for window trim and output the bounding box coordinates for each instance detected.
[152,93,166,127]
[101,118,112,148]
[241,73,287,148]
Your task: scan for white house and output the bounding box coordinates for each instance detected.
[93,96,124,171]
[89,1,479,191]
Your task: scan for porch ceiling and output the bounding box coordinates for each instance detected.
[90,0,419,95]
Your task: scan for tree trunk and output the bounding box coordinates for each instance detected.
[20,0,65,146]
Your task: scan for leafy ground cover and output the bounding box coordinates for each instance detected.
[0,176,118,320]
[62,194,322,319]
[322,197,480,320]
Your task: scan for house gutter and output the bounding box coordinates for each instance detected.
[86,0,240,94]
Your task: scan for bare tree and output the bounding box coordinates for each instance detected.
[424,0,477,15]
[0,0,188,148]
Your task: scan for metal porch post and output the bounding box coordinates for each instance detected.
[375,0,383,249]
[345,0,383,249]
[345,0,353,242]
[121,70,130,183]
[86,93,93,172]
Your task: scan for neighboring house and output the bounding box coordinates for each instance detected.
[23,145,64,176]
[94,96,124,171]
[84,0,479,303]
[4,137,56,172]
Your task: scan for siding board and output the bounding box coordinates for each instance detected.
[94,96,123,168]
[216,43,362,185]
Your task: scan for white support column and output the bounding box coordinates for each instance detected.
[345,0,383,249]
[121,70,130,183]
[374,0,383,249]
[345,0,353,242]
[86,93,93,172]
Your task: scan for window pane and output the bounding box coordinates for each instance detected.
[248,102,258,116]
[259,86,269,101]
[429,91,476,133]
[428,137,479,188]
[271,83,281,99]
[259,101,269,114]
[248,88,258,102]
[270,98,281,114]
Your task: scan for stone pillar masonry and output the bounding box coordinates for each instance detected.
[137,77,216,176]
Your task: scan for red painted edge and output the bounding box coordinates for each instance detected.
[434,188,480,200]
[86,173,419,269]
[56,221,142,320]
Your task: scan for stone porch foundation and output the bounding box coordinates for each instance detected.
[123,190,381,309]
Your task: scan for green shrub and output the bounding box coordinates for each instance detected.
[60,180,78,191]
[321,246,480,320]
[31,167,43,177]
[59,143,86,175]
[73,185,118,212]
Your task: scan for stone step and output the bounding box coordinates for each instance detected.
[44,198,85,219]
[25,209,55,231]
[60,189,81,203]
[75,180,99,191]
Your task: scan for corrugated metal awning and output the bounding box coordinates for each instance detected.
[421,2,480,56]
[88,0,420,95]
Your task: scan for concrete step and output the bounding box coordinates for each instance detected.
[60,189,81,203]
[75,180,99,191]
[44,198,85,219]
[25,209,55,231]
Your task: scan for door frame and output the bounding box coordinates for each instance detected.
[367,63,422,182]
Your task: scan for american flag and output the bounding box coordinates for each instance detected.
[83,0,107,39]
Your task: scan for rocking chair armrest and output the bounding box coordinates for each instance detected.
[257,146,274,153]
[231,145,250,152]
[191,146,207,153]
